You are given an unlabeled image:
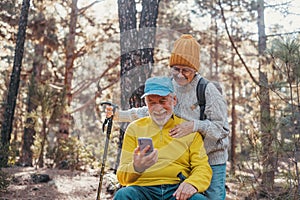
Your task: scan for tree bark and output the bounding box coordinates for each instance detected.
[116,0,159,171]
[58,0,78,139]
[20,12,45,167]
[37,117,48,168]
[0,0,30,167]
[230,57,237,175]
[257,0,274,189]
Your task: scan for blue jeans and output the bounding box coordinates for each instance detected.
[205,163,226,200]
[114,184,207,200]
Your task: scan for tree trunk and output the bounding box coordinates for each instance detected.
[208,1,219,78]
[230,57,237,175]
[21,75,38,167]
[229,3,237,175]
[257,0,274,189]
[213,18,219,76]
[59,0,78,138]
[0,0,30,167]
[37,117,47,168]
[118,0,138,110]
[20,13,45,167]
[115,0,159,171]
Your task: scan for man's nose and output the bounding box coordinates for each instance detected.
[154,103,164,110]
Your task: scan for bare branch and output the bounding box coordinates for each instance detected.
[72,56,120,98]
[78,0,104,15]
[264,0,292,8]
[70,77,119,114]
[217,0,259,86]
[267,30,300,38]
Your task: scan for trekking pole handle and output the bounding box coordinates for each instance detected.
[100,102,118,115]
[100,102,118,133]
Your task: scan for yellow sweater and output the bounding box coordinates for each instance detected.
[117,114,212,193]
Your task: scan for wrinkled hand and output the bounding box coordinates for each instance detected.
[173,182,197,200]
[169,121,194,138]
[133,146,158,173]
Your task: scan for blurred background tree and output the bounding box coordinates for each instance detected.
[0,0,299,198]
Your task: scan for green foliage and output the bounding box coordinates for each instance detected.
[53,136,96,170]
[0,144,9,168]
[25,110,40,132]
[8,140,21,166]
[28,81,65,123]
[0,141,20,167]
[267,37,300,82]
[268,37,299,61]
[25,81,66,167]
[31,129,43,166]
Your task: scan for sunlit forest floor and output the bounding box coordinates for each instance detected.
[0,166,263,200]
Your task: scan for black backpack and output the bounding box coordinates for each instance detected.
[196,77,222,120]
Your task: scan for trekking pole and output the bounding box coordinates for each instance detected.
[96,102,118,200]
[113,127,125,174]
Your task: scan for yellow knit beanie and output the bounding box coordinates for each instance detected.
[169,34,200,72]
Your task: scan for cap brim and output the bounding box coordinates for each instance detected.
[141,90,171,98]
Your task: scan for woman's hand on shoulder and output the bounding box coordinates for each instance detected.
[169,121,194,138]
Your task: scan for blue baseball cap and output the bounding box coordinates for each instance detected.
[141,77,174,98]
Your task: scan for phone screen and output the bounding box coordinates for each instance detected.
[138,137,154,156]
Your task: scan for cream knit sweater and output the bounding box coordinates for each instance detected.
[118,74,230,165]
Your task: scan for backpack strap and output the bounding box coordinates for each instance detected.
[196,77,209,120]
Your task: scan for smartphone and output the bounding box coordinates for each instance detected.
[138,137,154,156]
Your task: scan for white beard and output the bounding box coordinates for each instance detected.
[150,107,173,127]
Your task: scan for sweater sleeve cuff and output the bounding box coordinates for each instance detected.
[118,107,148,122]
[193,119,208,136]
[192,119,200,132]
[118,110,136,122]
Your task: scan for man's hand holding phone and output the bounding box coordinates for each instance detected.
[133,137,158,173]
[138,137,154,156]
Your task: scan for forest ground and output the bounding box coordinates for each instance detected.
[0,166,250,200]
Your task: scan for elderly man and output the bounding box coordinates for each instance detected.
[114,76,212,200]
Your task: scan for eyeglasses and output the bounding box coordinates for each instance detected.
[171,66,195,76]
